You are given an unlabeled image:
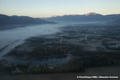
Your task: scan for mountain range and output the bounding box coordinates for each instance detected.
[0,12,120,26]
[0,14,55,25]
[45,12,120,23]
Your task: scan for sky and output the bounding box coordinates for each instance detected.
[0,0,120,18]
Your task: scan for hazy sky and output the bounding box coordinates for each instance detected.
[0,0,120,18]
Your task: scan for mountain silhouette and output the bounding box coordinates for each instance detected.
[45,12,120,22]
[0,14,55,25]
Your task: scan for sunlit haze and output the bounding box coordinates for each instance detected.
[0,0,120,18]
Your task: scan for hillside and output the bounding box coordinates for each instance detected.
[0,14,55,25]
[45,12,120,22]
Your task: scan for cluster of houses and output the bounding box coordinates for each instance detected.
[104,38,120,49]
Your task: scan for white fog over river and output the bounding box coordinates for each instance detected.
[0,23,67,59]
[0,21,104,59]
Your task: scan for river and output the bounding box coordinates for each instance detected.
[0,23,66,59]
[0,21,105,59]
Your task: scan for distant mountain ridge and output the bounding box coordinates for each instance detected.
[85,12,101,16]
[0,14,55,25]
[45,12,120,22]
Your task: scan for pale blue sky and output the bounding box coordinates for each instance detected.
[0,0,120,18]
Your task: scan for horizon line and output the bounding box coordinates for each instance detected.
[1,12,120,18]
